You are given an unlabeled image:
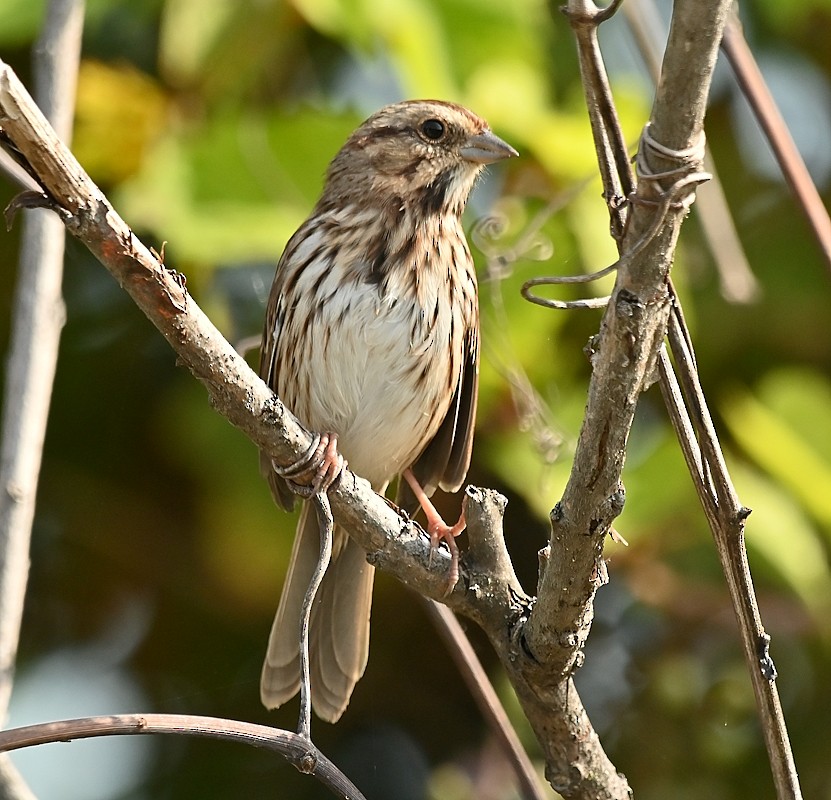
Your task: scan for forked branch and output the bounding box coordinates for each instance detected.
[522,0,802,797]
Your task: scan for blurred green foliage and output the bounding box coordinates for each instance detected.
[1,0,831,798]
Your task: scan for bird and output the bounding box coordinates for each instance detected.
[258,99,517,723]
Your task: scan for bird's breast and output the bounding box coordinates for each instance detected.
[273,214,475,485]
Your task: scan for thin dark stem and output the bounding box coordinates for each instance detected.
[721,16,831,275]
[565,2,633,240]
[664,309,801,799]
[0,714,366,800]
[297,493,334,740]
[423,599,548,800]
[656,348,707,498]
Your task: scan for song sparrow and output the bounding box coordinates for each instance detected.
[259,99,516,722]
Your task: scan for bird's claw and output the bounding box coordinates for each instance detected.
[403,469,465,596]
[4,190,69,231]
[428,515,465,596]
[273,432,345,497]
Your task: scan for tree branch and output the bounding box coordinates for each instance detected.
[721,13,831,274]
[0,53,544,788]
[519,1,803,798]
[0,3,84,798]
[512,0,731,794]
[0,714,366,799]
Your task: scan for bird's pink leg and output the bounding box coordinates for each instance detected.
[403,468,465,593]
[273,432,346,497]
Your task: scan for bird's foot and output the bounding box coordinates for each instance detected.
[403,469,465,595]
[428,514,465,596]
[273,432,346,498]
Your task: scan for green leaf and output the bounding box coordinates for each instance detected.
[0,0,45,47]
[116,107,359,264]
[722,376,831,536]
[731,462,831,624]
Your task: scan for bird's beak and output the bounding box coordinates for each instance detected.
[460,130,518,164]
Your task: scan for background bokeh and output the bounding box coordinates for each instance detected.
[1,0,830,798]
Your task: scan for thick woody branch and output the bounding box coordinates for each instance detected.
[648,1,731,153]
[0,55,541,782]
[0,58,513,614]
[563,2,803,797]
[621,0,759,304]
[513,0,731,796]
[527,0,729,672]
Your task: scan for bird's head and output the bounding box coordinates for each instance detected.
[322,99,517,218]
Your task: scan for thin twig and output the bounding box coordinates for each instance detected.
[522,165,711,312]
[0,714,366,800]
[422,600,549,800]
[656,349,705,491]
[297,493,334,741]
[565,1,633,242]
[721,14,831,275]
[664,308,802,799]
[0,0,83,714]
[521,262,615,310]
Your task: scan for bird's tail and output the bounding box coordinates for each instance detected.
[260,502,375,723]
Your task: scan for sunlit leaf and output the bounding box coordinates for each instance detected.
[159,0,236,84]
[730,462,831,624]
[756,367,831,457]
[722,380,831,535]
[116,107,359,263]
[73,60,170,184]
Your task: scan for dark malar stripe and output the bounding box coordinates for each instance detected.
[422,169,453,215]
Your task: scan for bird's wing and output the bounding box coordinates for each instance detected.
[258,236,303,512]
[398,325,479,511]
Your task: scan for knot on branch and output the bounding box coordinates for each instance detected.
[295,747,318,774]
[614,287,645,319]
[547,760,590,797]
[586,485,626,541]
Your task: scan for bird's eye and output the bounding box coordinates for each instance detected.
[420,118,446,141]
